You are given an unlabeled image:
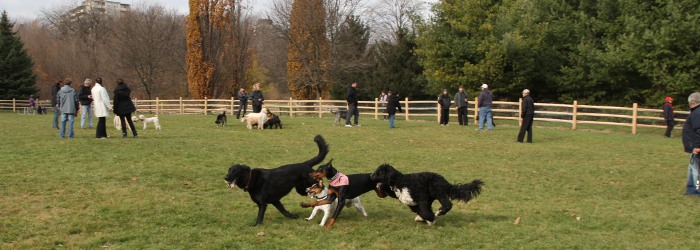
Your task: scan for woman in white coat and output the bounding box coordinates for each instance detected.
[91,77,112,139]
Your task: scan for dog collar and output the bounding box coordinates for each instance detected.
[244,170,252,192]
[328,173,339,182]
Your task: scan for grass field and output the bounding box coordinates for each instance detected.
[1,112,697,249]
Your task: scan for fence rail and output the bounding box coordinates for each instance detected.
[1,97,687,134]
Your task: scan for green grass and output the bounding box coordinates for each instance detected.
[0,113,697,249]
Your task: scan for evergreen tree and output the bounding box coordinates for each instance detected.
[328,15,371,100]
[0,10,37,99]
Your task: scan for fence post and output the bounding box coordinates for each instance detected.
[204,97,208,115]
[156,97,160,115]
[436,97,440,123]
[474,97,479,125]
[632,103,638,135]
[231,97,235,115]
[180,97,184,114]
[374,98,379,120]
[12,98,16,112]
[289,97,294,117]
[319,97,323,118]
[405,97,410,121]
[572,100,578,130]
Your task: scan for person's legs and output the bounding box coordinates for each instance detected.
[526,116,533,142]
[346,104,355,126]
[120,115,128,137]
[60,113,67,138]
[80,105,88,128]
[53,107,60,129]
[389,114,395,128]
[96,117,106,138]
[457,107,465,125]
[237,104,244,119]
[87,103,93,128]
[478,107,486,130]
[517,120,527,142]
[664,120,674,137]
[353,105,359,125]
[67,114,75,138]
[125,113,138,137]
[687,155,700,195]
[486,107,493,130]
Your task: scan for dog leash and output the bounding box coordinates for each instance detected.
[693,154,700,190]
[244,170,252,192]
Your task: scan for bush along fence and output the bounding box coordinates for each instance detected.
[1,97,688,135]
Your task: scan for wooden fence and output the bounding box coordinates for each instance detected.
[1,97,688,134]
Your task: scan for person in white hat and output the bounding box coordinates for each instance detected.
[517,89,535,143]
[477,84,494,130]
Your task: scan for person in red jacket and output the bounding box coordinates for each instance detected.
[663,96,676,138]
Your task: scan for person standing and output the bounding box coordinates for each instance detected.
[517,89,535,143]
[438,89,451,126]
[477,84,494,131]
[454,85,469,126]
[92,77,111,139]
[57,78,79,138]
[386,90,402,128]
[236,88,249,119]
[250,83,264,113]
[379,90,388,120]
[345,82,360,127]
[682,92,700,197]
[78,78,94,129]
[663,96,676,138]
[113,78,138,138]
[51,80,62,129]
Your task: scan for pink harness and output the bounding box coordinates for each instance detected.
[329,172,349,187]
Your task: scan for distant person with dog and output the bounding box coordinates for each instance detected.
[517,89,535,143]
[57,78,79,138]
[250,83,264,113]
[477,84,495,131]
[113,78,138,138]
[386,90,402,128]
[438,88,451,126]
[663,96,676,138]
[92,77,111,139]
[236,88,249,119]
[51,80,62,129]
[78,78,94,129]
[454,85,469,126]
[682,92,700,197]
[345,82,360,127]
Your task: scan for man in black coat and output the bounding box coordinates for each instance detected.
[438,89,451,126]
[250,83,264,113]
[517,89,535,143]
[682,92,700,197]
[345,82,360,127]
[386,90,402,128]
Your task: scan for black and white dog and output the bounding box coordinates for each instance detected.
[215,111,227,127]
[305,180,367,226]
[329,108,348,126]
[370,164,483,226]
[263,111,282,129]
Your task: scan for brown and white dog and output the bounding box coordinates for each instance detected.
[241,108,268,130]
[304,180,367,226]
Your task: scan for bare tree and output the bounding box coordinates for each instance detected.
[367,0,426,42]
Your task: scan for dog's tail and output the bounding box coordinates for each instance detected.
[301,135,329,167]
[449,179,483,203]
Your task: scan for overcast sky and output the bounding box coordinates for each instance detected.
[0,0,276,20]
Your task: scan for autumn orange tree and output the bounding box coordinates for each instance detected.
[287,0,330,99]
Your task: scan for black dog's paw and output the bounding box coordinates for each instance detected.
[288,213,299,219]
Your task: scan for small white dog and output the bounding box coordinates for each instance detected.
[241,108,268,130]
[304,181,367,226]
[113,116,138,130]
[139,115,161,129]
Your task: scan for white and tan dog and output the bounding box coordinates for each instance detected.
[240,108,268,130]
[113,116,138,130]
[304,181,367,226]
[139,115,161,129]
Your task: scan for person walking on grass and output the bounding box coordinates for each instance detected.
[51,80,62,129]
[663,96,676,138]
[477,84,494,131]
[682,92,700,197]
[57,78,79,138]
[517,89,535,143]
[454,85,469,126]
[78,78,94,129]
[250,83,264,113]
[113,78,138,138]
[438,88,451,126]
[92,77,111,139]
[386,90,402,128]
[236,88,249,119]
[345,82,360,127]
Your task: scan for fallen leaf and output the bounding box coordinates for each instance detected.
[256,232,266,237]
[131,176,138,181]
[183,181,191,186]
[576,216,582,221]
[570,212,577,217]
[513,217,521,225]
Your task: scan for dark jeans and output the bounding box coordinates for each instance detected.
[664,120,675,137]
[457,106,468,125]
[119,113,137,137]
[346,103,359,125]
[237,102,248,119]
[517,115,534,143]
[440,108,450,125]
[52,106,60,129]
[96,117,107,138]
[252,103,262,113]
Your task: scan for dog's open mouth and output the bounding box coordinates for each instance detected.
[226,180,236,189]
[376,182,382,190]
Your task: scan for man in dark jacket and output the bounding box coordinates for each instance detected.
[345,82,360,127]
[438,89,451,126]
[78,78,94,129]
[386,90,402,128]
[51,80,62,129]
[477,84,494,131]
[663,96,676,138]
[113,78,138,138]
[236,88,248,119]
[250,83,264,113]
[454,85,469,126]
[517,89,535,143]
[682,92,700,197]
